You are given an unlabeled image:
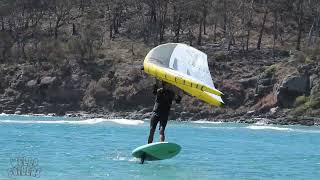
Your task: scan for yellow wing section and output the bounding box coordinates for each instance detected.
[144,61,224,107]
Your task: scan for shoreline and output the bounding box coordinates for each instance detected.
[2,111,320,126]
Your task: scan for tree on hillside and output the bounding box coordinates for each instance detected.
[267,0,287,56]
[239,0,254,51]
[306,0,320,47]
[196,0,210,45]
[2,0,46,60]
[0,0,14,61]
[294,0,305,50]
[171,0,183,42]
[49,0,80,39]
[158,0,169,43]
[254,0,269,50]
[106,0,129,39]
[223,0,241,50]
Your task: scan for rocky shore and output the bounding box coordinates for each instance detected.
[0,41,319,126]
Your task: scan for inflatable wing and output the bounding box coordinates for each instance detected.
[143,43,224,107]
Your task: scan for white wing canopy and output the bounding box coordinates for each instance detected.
[144,43,224,106]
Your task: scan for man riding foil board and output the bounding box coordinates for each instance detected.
[134,43,224,164]
[148,81,182,144]
[139,76,182,163]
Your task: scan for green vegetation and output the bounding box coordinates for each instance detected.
[292,85,320,115]
[263,64,278,78]
[214,52,230,62]
[292,104,309,116]
[309,84,320,109]
[303,44,320,63]
[294,96,309,107]
[308,99,320,109]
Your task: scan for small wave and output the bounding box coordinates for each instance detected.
[295,129,320,134]
[105,118,144,125]
[254,121,267,125]
[248,125,320,134]
[199,126,237,130]
[0,113,55,118]
[0,118,144,125]
[247,125,293,131]
[192,120,222,124]
[32,114,58,117]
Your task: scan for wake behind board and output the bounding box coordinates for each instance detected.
[132,142,181,161]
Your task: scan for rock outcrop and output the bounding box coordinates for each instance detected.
[277,75,310,108]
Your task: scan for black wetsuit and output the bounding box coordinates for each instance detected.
[150,88,180,130]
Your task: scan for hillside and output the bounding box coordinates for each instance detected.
[0,0,319,125]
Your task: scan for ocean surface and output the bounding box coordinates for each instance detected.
[0,114,319,180]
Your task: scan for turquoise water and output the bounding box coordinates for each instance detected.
[0,114,320,180]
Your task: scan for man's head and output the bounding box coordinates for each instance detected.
[161,81,176,92]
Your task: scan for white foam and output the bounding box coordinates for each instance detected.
[0,113,52,117]
[192,120,223,124]
[106,151,137,162]
[0,118,144,125]
[112,156,126,161]
[247,125,293,131]
[199,126,237,130]
[111,156,137,162]
[295,129,320,134]
[254,121,267,125]
[106,118,144,125]
[128,158,138,162]
[239,125,320,134]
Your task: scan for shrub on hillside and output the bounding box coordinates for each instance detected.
[309,84,320,109]
[304,44,320,62]
[294,96,309,107]
[263,64,277,78]
[68,24,103,60]
[0,31,13,62]
[30,39,67,66]
[214,51,231,62]
[292,103,309,116]
[291,84,320,116]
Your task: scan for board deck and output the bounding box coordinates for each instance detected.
[132,142,181,161]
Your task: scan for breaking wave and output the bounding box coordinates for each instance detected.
[0,118,144,125]
[246,125,293,131]
[247,125,320,134]
[192,120,223,124]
